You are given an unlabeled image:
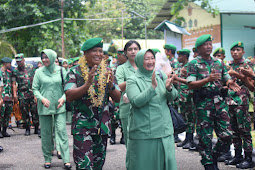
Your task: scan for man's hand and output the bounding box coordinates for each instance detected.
[57,98,65,109]
[87,65,98,85]
[0,98,3,107]
[42,98,50,108]
[239,67,254,78]
[107,70,114,90]
[13,96,18,104]
[227,79,241,92]
[207,70,221,82]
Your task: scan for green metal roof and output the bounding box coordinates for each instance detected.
[155,20,191,35]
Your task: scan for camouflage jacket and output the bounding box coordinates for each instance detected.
[176,63,192,103]
[0,68,13,102]
[169,57,179,71]
[187,56,231,102]
[64,64,117,136]
[226,58,253,105]
[13,64,35,99]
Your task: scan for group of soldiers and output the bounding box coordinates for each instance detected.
[158,34,254,170]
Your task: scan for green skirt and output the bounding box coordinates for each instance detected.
[127,135,177,170]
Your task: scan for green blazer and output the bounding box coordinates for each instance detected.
[126,71,177,140]
[116,60,136,119]
[32,66,66,115]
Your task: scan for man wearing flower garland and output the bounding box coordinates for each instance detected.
[65,38,121,170]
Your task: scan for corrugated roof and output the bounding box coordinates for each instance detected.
[155,20,191,35]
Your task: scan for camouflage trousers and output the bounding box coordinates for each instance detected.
[73,134,108,170]
[0,101,13,127]
[179,101,196,134]
[229,105,253,152]
[196,98,232,165]
[19,97,39,126]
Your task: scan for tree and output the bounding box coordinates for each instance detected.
[0,36,16,59]
[0,0,92,58]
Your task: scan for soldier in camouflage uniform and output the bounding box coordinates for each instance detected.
[186,34,241,170]
[174,49,196,149]
[224,42,254,169]
[0,57,15,138]
[163,44,181,143]
[64,38,121,170]
[13,54,39,136]
[0,77,3,151]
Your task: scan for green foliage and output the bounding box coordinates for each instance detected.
[171,0,219,25]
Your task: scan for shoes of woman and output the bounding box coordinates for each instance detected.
[44,163,51,169]
[57,152,62,159]
[64,163,72,170]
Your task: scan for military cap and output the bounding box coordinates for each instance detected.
[192,47,198,52]
[72,57,80,62]
[1,57,12,63]
[151,48,161,54]
[67,58,73,64]
[163,44,176,51]
[213,47,225,56]
[15,53,24,61]
[81,38,103,51]
[103,51,108,55]
[117,49,124,55]
[195,34,213,48]
[177,49,191,55]
[230,41,244,50]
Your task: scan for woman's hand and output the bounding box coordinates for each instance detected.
[166,74,175,91]
[57,98,65,109]
[123,93,130,103]
[152,70,158,89]
[42,98,50,108]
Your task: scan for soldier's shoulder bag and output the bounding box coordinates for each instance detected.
[157,70,187,134]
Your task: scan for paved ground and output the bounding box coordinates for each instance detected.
[0,123,244,170]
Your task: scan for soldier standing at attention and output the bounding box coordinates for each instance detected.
[0,57,15,138]
[175,49,196,149]
[65,38,121,170]
[13,53,40,136]
[186,34,241,170]
[224,42,254,169]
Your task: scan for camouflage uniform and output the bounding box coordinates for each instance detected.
[226,58,253,152]
[12,64,39,127]
[0,69,13,128]
[187,56,232,165]
[64,65,117,170]
[176,63,196,134]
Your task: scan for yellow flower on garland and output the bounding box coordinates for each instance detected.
[78,56,107,107]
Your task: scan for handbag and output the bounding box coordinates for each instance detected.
[168,105,187,135]
[157,70,187,134]
[60,68,72,111]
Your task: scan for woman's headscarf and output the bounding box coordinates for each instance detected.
[41,49,57,73]
[135,49,155,78]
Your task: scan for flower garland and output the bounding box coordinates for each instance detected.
[78,56,107,107]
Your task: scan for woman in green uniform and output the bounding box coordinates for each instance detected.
[126,49,178,170]
[115,40,141,145]
[32,49,71,169]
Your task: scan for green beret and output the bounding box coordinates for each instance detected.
[81,38,103,51]
[163,44,176,51]
[192,47,198,52]
[177,49,191,55]
[15,53,24,61]
[117,49,124,55]
[151,48,161,54]
[1,57,12,63]
[73,57,80,62]
[230,41,244,50]
[213,47,225,56]
[195,34,213,48]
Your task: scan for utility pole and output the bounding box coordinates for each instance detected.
[61,0,65,58]
[131,11,147,48]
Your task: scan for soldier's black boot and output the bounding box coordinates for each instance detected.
[2,127,10,137]
[0,127,3,138]
[120,132,125,145]
[217,145,232,162]
[204,164,215,170]
[0,146,3,152]
[177,133,189,147]
[25,125,30,136]
[212,152,220,170]
[34,125,39,134]
[236,152,254,169]
[182,133,194,149]
[110,130,116,145]
[225,149,243,165]
[174,134,181,143]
